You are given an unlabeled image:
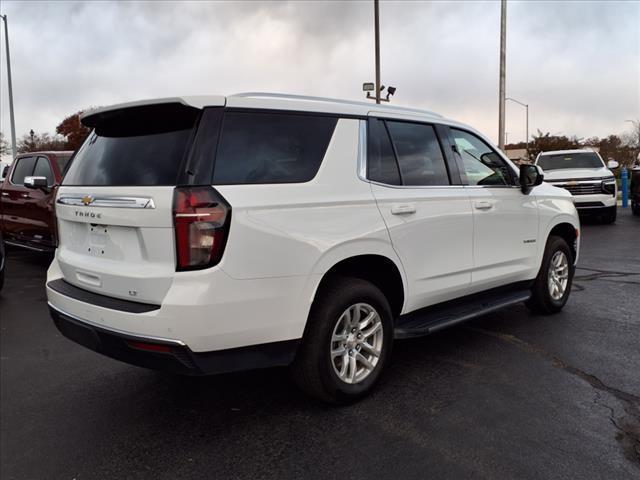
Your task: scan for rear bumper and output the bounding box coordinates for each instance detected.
[46,254,317,353]
[49,303,299,375]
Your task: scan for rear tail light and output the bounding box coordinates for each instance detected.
[173,186,231,271]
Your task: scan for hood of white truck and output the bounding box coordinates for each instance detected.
[541,167,613,181]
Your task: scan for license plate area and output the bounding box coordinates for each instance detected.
[61,220,142,261]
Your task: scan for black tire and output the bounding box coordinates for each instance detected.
[526,235,575,315]
[632,199,640,216]
[291,276,393,404]
[600,206,617,224]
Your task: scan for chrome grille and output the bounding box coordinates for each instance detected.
[556,182,602,195]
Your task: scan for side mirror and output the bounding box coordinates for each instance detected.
[519,164,544,194]
[607,160,619,170]
[24,176,49,189]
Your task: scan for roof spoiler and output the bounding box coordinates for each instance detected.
[81,96,225,128]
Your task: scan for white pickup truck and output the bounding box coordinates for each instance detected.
[535,149,618,223]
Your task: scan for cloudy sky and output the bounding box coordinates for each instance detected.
[0,0,638,147]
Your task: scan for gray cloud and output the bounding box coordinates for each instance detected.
[0,0,638,148]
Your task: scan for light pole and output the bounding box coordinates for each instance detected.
[498,0,507,150]
[506,97,529,160]
[374,0,381,104]
[0,14,17,160]
[363,0,396,104]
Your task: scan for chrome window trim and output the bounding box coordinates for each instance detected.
[57,196,156,209]
[367,180,468,190]
[357,119,368,181]
[47,302,186,346]
[358,118,465,190]
[463,185,521,189]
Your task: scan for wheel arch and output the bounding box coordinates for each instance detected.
[546,220,579,264]
[311,253,406,320]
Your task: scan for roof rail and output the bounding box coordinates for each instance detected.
[231,92,442,117]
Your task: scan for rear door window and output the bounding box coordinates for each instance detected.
[367,118,401,185]
[11,157,36,185]
[33,157,54,186]
[212,112,337,184]
[63,104,199,186]
[386,121,450,186]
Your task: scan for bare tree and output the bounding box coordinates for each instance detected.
[622,119,640,165]
[16,129,67,153]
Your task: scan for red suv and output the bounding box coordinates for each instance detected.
[0,151,73,251]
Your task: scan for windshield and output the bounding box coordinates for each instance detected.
[537,152,604,171]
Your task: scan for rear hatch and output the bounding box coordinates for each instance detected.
[55,102,203,305]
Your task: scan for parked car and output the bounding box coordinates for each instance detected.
[0,151,73,251]
[631,165,640,216]
[535,149,618,223]
[47,94,579,403]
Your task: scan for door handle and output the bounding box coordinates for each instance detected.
[474,200,493,211]
[391,205,416,215]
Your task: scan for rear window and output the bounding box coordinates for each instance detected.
[537,152,604,171]
[212,112,337,184]
[63,104,199,186]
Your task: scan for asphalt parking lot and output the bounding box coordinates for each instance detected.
[1,210,639,480]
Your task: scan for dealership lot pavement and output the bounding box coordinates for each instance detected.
[1,210,639,479]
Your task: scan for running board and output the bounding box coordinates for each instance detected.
[394,287,531,339]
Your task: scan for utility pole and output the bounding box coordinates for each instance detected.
[0,15,17,159]
[498,0,507,150]
[374,0,381,104]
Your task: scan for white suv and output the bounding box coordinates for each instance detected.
[47,93,579,403]
[535,149,618,223]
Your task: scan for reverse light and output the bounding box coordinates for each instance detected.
[173,186,231,271]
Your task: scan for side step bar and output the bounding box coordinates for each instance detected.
[394,287,531,339]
